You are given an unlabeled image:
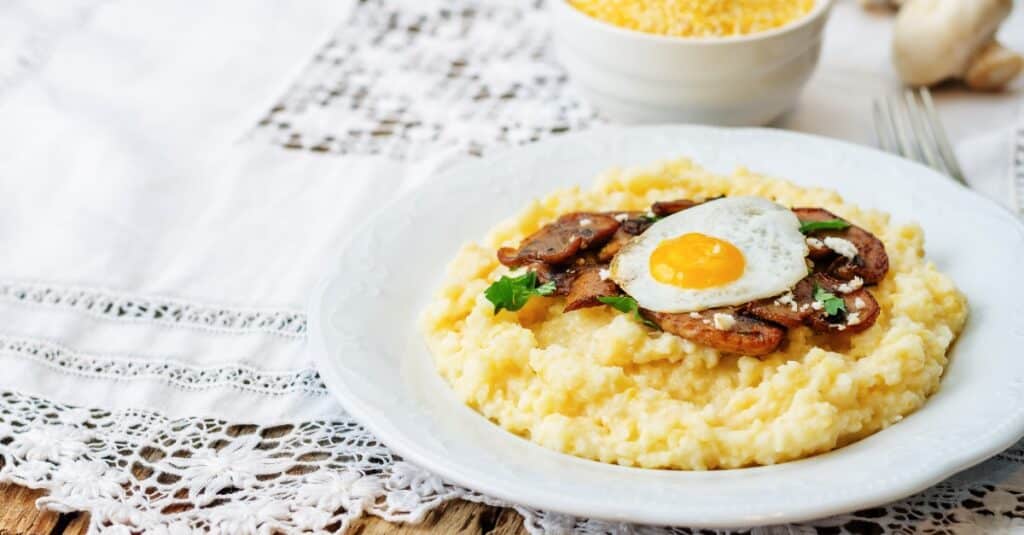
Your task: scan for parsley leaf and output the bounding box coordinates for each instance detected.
[597,295,660,329]
[485,272,555,314]
[535,280,557,295]
[813,284,847,316]
[642,213,662,223]
[597,295,636,313]
[799,219,851,234]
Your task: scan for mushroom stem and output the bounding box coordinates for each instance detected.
[965,41,1024,91]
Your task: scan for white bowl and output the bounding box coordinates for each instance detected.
[550,0,834,125]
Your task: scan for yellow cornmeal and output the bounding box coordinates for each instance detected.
[421,159,967,470]
[569,0,815,38]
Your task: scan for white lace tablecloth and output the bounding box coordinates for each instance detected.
[2,0,1023,533]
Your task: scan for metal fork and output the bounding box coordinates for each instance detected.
[872,87,967,186]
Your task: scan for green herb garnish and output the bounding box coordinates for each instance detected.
[642,213,662,223]
[484,272,556,314]
[598,295,660,329]
[813,284,847,316]
[799,219,851,234]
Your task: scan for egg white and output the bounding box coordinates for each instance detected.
[610,196,808,313]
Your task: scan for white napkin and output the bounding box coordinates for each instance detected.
[0,0,368,424]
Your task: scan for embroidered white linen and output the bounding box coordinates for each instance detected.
[1,0,1024,533]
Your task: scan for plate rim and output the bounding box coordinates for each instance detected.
[309,125,1024,527]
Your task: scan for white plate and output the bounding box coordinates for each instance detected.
[308,126,1024,528]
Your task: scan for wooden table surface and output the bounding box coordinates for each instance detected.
[0,483,526,534]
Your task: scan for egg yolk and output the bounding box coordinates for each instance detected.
[649,233,745,289]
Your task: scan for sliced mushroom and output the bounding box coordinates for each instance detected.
[803,274,881,335]
[743,277,816,328]
[524,262,572,296]
[563,266,620,312]
[642,308,786,356]
[497,213,620,267]
[651,198,699,218]
[596,213,652,262]
[620,216,654,235]
[597,230,631,263]
[792,207,889,284]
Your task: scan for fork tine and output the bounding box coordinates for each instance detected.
[872,99,899,154]
[918,88,968,186]
[887,92,925,164]
[902,89,946,173]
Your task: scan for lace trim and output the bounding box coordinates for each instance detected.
[0,335,327,396]
[0,281,306,338]
[249,0,599,161]
[0,389,475,533]
[2,389,1024,534]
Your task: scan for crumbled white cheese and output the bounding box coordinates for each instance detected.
[774,291,798,312]
[712,313,736,331]
[689,312,702,319]
[806,237,825,249]
[853,297,866,309]
[836,276,864,294]
[598,268,610,281]
[614,213,629,222]
[846,312,862,326]
[811,301,824,311]
[702,319,712,325]
[823,236,858,259]
[831,323,847,331]
[799,303,812,312]
[645,211,656,219]
[579,218,593,226]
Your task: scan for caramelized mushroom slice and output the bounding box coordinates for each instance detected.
[792,207,889,284]
[642,308,785,357]
[651,196,725,218]
[827,255,888,286]
[497,213,620,267]
[524,262,572,297]
[563,266,620,312]
[596,212,651,262]
[619,216,653,235]
[651,198,698,217]
[743,277,816,328]
[803,273,881,335]
[597,231,631,263]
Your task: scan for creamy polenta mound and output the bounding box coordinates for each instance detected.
[569,0,815,38]
[421,159,967,470]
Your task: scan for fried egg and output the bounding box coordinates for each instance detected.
[609,196,808,313]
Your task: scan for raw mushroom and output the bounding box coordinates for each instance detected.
[965,41,1024,90]
[892,0,1023,91]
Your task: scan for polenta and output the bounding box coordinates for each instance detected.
[421,159,967,470]
[568,0,815,38]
